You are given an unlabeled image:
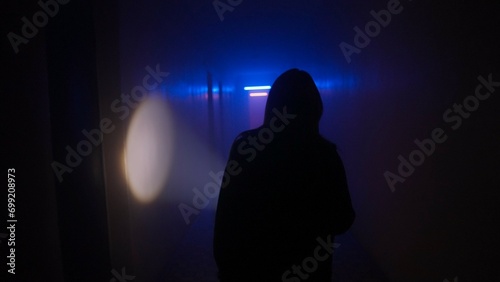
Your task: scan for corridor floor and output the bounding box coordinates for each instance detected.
[166,209,389,282]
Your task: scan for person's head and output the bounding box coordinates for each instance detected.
[264,69,323,134]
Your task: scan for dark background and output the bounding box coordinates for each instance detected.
[2,0,499,281]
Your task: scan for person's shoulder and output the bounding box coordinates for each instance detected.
[316,135,338,152]
[314,136,345,170]
[233,128,260,143]
[228,128,261,154]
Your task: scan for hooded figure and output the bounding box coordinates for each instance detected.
[213,69,355,282]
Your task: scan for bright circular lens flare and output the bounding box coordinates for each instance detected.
[124,96,174,203]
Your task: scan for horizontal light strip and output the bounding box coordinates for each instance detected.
[244,86,271,91]
[249,92,268,97]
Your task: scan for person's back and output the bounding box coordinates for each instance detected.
[213,69,355,281]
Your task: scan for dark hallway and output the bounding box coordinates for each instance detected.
[2,0,499,281]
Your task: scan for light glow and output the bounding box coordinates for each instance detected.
[124,96,175,203]
[244,86,271,91]
[249,92,268,97]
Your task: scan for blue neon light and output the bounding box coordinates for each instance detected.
[244,86,271,91]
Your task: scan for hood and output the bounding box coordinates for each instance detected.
[263,68,323,134]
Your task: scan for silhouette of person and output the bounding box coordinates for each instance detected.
[213,69,355,282]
